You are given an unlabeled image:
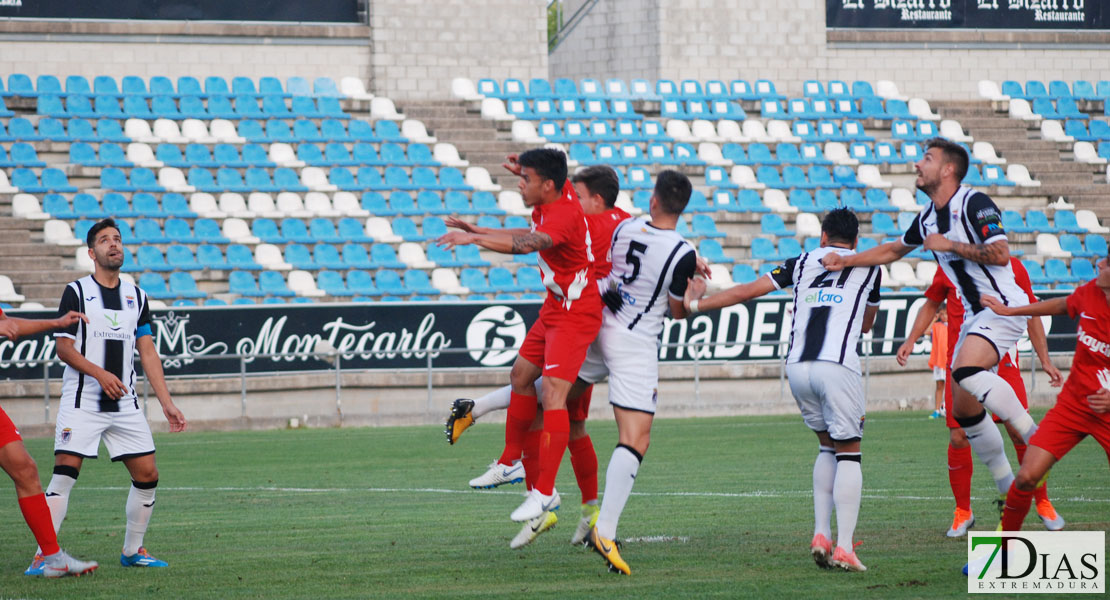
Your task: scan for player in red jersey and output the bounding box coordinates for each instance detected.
[444,164,631,547]
[438,148,602,524]
[982,250,1110,531]
[0,309,100,577]
[898,258,1064,535]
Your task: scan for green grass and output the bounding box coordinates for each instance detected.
[1,410,1107,599]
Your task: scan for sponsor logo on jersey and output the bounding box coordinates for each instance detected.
[465,306,527,367]
[1078,325,1110,358]
[804,289,844,305]
[105,312,121,331]
[126,295,135,309]
[981,222,1001,237]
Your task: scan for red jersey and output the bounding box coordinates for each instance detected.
[1062,280,1110,422]
[532,183,600,313]
[585,206,632,280]
[925,257,1037,366]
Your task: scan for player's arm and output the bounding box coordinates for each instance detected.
[929,192,1010,266]
[981,295,1068,317]
[1025,311,1063,387]
[861,304,879,335]
[821,240,912,271]
[924,235,1010,267]
[136,335,187,432]
[685,275,776,313]
[896,298,941,366]
[0,311,87,340]
[55,337,127,399]
[436,229,553,255]
[859,266,882,335]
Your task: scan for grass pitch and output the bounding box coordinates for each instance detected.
[1,410,1107,599]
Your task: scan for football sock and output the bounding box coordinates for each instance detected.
[953,367,1037,442]
[597,444,641,540]
[535,409,569,496]
[1013,444,1050,502]
[472,385,511,420]
[956,411,1015,495]
[36,466,78,554]
[1001,480,1035,531]
[123,479,157,556]
[568,435,599,504]
[499,391,538,466]
[947,443,974,512]
[522,428,542,491]
[833,453,862,550]
[812,446,836,539]
[18,493,60,556]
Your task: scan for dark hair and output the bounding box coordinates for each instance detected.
[517,148,567,191]
[652,170,692,215]
[571,165,620,208]
[87,218,121,248]
[821,208,859,244]
[925,137,970,183]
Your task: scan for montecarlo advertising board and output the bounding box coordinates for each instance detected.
[0,292,1077,380]
[827,1,1104,30]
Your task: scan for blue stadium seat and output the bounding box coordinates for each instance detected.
[169,272,205,299]
[751,238,781,262]
[259,271,294,297]
[1072,258,1096,281]
[166,245,200,270]
[139,273,175,299]
[1054,210,1085,234]
[698,239,733,263]
[313,243,346,270]
[229,271,264,297]
[1045,258,1080,284]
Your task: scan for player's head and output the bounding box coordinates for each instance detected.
[87,218,124,271]
[820,208,859,249]
[517,148,568,207]
[571,165,620,213]
[651,170,692,217]
[916,137,969,195]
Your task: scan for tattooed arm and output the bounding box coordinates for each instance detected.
[437,230,553,254]
[923,234,1010,266]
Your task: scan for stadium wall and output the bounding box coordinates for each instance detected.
[550,0,1110,100]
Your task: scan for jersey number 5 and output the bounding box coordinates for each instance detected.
[621,241,648,284]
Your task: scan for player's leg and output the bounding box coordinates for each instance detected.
[947,427,976,537]
[111,412,167,567]
[567,381,599,544]
[952,325,1038,441]
[785,362,835,568]
[32,406,100,570]
[1000,445,1058,531]
[447,377,547,445]
[589,405,651,575]
[998,361,1062,529]
[816,363,867,573]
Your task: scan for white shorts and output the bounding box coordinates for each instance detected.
[54,407,155,461]
[952,310,1027,366]
[577,323,659,414]
[786,360,866,442]
[932,366,946,381]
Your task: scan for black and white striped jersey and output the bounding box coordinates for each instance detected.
[901,185,1028,316]
[769,246,881,374]
[604,217,697,340]
[55,275,152,413]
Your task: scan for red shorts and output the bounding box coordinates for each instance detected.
[1030,397,1110,463]
[0,406,23,448]
[944,359,1028,429]
[566,384,593,421]
[517,306,601,383]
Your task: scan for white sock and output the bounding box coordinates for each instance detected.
[833,454,862,550]
[596,444,641,540]
[960,413,1015,494]
[955,368,1038,442]
[123,480,157,556]
[472,377,544,419]
[812,446,836,539]
[35,471,77,554]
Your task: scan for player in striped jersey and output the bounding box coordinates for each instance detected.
[25,219,187,575]
[685,208,880,572]
[444,164,631,548]
[822,138,1041,521]
[577,170,699,575]
[1,310,100,577]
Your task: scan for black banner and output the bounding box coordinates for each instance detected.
[0,293,1078,380]
[0,0,359,23]
[828,1,1104,30]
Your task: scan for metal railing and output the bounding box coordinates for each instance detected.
[5,333,1076,426]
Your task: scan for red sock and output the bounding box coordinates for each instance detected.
[522,429,542,491]
[948,443,974,512]
[1002,481,1035,531]
[535,409,570,496]
[18,493,60,556]
[499,392,537,466]
[568,435,598,504]
[1014,444,1050,503]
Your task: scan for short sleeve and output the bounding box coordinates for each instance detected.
[901,213,924,247]
[768,257,798,290]
[1066,285,1086,319]
[533,203,578,247]
[965,192,1006,245]
[867,267,882,305]
[667,248,698,299]
[56,285,80,338]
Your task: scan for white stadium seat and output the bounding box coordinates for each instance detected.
[766,120,801,143]
[498,191,531,216]
[332,191,370,217]
[857,165,890,188]
[890,261,923,287]
[716,119,747,143]
[697,142,732,166]
[74,246,94,271]
[1040,119,1073,142]
[218,192,250,217]
[939,120,972,143]
[126,143,162,168]
[210,119,245,143]
[276,192,312,217]
[915,261,938,284]
[369,97,405,120]
[978,80,1009,102]
[1009,99,1039,121]
[401,119,436,144]
[465,167,501,192]
[269,143,304,167]
[876,80,908,101]
[304,192,341,217]
[1035,233,1070,258]
[433,143,469,167]
[451,77,482,101]
[12,194,48,220]
[823,142,858,166]
[615,191,642,216]
[431,268,469,295]
[399,242,435,269]
[340,76,374,101]
[300,167,338,192]
[762,189,797,213]
[255,244,292,270]
[511,120,545,144]
[1073,141,1107,165]
[289,270,326,297]
[44,220,81,246]
[691,119,724,143]
[1006,164,1040,187]
[152,118,187,143]
[222,217,260,244]
[0,277,27,303]
[796,213,822,237]
[1076,209,1109,233]
[124,118,158,143]
[665,119,697,143]
[706,264,735,294]
[908,98,940,120]
[972,142,1006,165]
[890,188,919,211]
[181,118,215,143]
[730,165,766,189]
[189,193,225,218]
[365,217,401,242]
[248,192,282,218]
[158,167,194,193]
[480,98,512,121]
[741,119,774,143]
